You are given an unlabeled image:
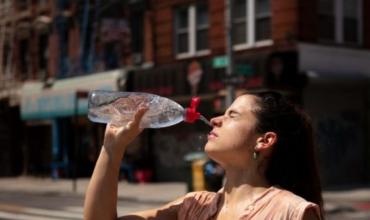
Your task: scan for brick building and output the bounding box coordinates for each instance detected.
[129,0,370,187]
[0,0,150,177]
[0,0,369,187]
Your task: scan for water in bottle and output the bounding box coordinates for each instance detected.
[88,90,210,128]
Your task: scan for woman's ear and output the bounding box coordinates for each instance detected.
[255,132,277,152]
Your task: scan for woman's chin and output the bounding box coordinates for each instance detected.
[204,142,213,153]
[204,143,221,155]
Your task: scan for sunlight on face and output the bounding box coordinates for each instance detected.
[205,95,260,167]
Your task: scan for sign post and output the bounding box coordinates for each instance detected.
[224,0,235,107]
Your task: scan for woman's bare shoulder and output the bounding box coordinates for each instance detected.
[302,207,321,220]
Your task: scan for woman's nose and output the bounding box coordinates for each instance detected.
[210,116,222,127]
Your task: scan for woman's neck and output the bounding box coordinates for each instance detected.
[221,167,270,206]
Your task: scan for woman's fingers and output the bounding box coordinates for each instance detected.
[103,106,149,151]
[122,107,148,133]
[115,106,149,142]
[133,106,149,128]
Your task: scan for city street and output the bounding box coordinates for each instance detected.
[0,177,187,220]
[325,201,370,220]
[0,178,369,220]
[0,0,369,219]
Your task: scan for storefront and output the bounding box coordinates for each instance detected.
[0,82,23,176]
[128,51,277,182]
[299,43,370,187]
[128,45,370,187]
[20,69,126,178]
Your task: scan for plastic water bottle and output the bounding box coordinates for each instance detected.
[88,90,210,128]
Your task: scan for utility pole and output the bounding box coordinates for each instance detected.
[224,0,235,107]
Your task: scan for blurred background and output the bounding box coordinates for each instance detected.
[0,0,369,219]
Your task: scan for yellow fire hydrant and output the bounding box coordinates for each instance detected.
[191,159,207,191]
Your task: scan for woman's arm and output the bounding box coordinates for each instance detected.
[84,107,187,220]
[84,107,154,220]
[84,143,122,220]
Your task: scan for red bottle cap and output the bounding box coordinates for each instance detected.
[184,97,201,123]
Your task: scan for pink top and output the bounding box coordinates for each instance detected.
[178,186,321,220]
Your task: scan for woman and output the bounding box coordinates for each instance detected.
[84,91,323,220]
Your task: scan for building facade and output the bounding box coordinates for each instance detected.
[0,0,369,187]
[0,0,150,178]
[128,0,370,187]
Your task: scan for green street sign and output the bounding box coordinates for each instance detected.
[236,64,254,76]
[212,56,229,68]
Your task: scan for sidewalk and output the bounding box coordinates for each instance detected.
[323,188,370,214]
[0,177,369,212]
[0,177,187,203]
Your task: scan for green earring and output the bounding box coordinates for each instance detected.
[253,151,258,160]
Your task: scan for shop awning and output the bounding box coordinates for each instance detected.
[299,43,370,83]
[20,69,126,120]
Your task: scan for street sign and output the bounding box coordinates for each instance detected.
[212,56,229,68]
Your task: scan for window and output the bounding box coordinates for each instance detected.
[130,10,144,54]
[19,39,30,80]
[175,3,209,57]
[55,15,69,78]
[255,0,271,41]
[232,0,272,48]
[17,0,29,10]
[56,0,70,10]
[38,0,48,6]
[343,0,360,43]
[38,34,48,79]
[318,0,362,45]
[2,42,10,76]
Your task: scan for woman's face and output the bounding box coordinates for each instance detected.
[205,95,260,167]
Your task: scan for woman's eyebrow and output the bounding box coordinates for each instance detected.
[228,109,241,115]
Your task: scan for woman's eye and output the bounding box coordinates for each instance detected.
[228,112,238,118]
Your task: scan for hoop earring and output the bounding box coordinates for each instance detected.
[253,151,258,160]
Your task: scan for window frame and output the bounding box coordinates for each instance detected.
[318,0,363,45]
[232,0,273,50]
[174,4,210,59]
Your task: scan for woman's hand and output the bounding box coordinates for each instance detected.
[103,106,148,158]
[85,107,148,220]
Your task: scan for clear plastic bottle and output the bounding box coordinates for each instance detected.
[88,90,207,128]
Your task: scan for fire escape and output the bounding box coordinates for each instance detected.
[0,0,18,105]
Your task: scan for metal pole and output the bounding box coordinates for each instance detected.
[72,91,88,192]
[224,0,235,107]
[73,94,78,193]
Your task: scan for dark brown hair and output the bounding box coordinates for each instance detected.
[250,91,324,216]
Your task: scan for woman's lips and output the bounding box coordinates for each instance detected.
[208,131,218,139]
